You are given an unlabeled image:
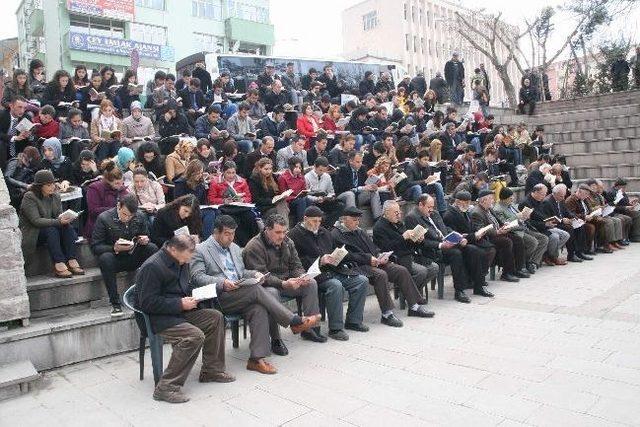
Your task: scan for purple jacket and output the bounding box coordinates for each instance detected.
[84,179,128,238]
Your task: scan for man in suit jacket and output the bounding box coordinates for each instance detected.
[190,215,319,375]
[494,187,550,272]
[332,206,434,326]
[406,194,494,303]
[605,178,640,241]
[397,150,448,214]
[542,184,592,262]
[134,235,235,403]
[470,190,528,282]
[373,200,439,301]
[333,151,382,214]
[565,184,609,253]
[0,96,35,171]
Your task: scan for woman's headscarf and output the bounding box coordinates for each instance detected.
[42,137,65,168]
[116,147,135,172]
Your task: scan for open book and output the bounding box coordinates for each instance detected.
[543,216,562,223]
[571,218,585,229]
[428,172,441,183]
[520,206,534,218]
[503,219,520,230]
[235,272,270,287]
[192,284,217,301]
[58,101,79,108]
[588,208,602,218]
[272,189,293,204]
[58,209,82,221]
[173,225,190,236]
[116,237,138,254]
[100,130,122,140]
[89,87,106,99]
[391,172,407,186]
[128,83,144,95]
[376,251,393,263]
[15,118,41,133]
[444,231,464,244]
[327,246,348,266]
[365,174,382,186]
[408,224,428,242]
[108,84,123,92]
[66,137,92,145]
[601,205,615,217]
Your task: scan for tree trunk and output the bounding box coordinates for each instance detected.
[495,65,517,108]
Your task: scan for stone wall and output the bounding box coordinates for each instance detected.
[0,174,30,324]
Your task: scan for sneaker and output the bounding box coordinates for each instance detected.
[111,305,124,317]
[328,329,349,341]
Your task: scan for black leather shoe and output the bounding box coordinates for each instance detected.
[500,273,520,282]
[567,255,583,263]
[454,290,471,303]
[381,314,403,327]
[583,250,596,255]
[345,322,370,332]
[301,328,327,343]
[271,339,289,356]
[408,306,435,318]
[576,253,593,261]
[474,286,494,297]
[526,263,537,274]
[514,270,530,278]
[596,247,613,254]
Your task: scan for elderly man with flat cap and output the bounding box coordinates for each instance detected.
[288,206,370,341]
[332,206,434,327]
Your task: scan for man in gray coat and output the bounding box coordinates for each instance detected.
[191,215,319,375]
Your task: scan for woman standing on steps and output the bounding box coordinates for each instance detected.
[19,170,84,278]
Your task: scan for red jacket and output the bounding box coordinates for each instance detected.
[33,116,60,139]
[277,169,306,202]
[208,177,252,204]
[296,115,319,148]
[320,114,337,134]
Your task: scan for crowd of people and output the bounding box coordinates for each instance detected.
[3,55,640,403]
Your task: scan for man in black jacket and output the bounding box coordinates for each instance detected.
[0,96,35,171]
[179,77,207,127]
[359,71,376,96]
[288,206,369,341]
[92,194,159,315]
[397,150,448,215]
[263,80,290,113]
[373,200,439,303]
[332,207,434,326]
[604,178,640,242]
[135,234,234,403]
[406,194,493,303]
[410,72,427,97]
[444,52,465,105]
[317,65,341,99]
[542,183,592,262]
[429,72,448,104]
[192,63,213,94]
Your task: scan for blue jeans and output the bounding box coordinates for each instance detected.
[213,102,238,120]
[469,136,482,155]
[426,182,448,214]
[403,184,423,201]
[289,196,309,224]
[318,273,368,331]
[506,147,523,166]
[37,225,78,263]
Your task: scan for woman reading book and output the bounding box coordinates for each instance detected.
[90,99,123,162]
[248,157,290,225]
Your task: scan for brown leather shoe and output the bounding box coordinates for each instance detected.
[247,358,277,375]
[553,258,567,266]
[543,257,556,267]
[290,314,321,335]
[54,263,72,278]
[199,371,236,383]
[67,260,85,275]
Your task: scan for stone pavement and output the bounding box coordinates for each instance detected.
[2,245,640,426]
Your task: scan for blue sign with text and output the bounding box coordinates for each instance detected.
[69,32,174,62]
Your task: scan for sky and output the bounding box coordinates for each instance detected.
[1,0,637,60]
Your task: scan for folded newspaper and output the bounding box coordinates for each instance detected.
[173,225,190,236]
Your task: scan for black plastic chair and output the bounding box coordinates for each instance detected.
[122,285,164,385]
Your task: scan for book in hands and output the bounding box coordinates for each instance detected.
[444,231,464,244]
[100,130,122,140]
[365,174,382,186]
[66,137,92,145]
[427,172,441,183]
[363,126,378,133]
[89,87,106,99]
[543,216,562,223]
[328,246,348,266]
[376,251,393,263]
[128,83,144,95]
[192,284,217,301]
[272,189,293,204]
[108,84,123,92]
[502,219,519,230]
[588,208,602,218]
[235,272,270,287]
[295,189,310,199]
[58,101,79,107]
[520,206,534,218]
[116,238,136,247]
[173,225,190,236]
[409,224,428,242]
[601,205,615,217]
[391,172,407,186]
[571,218,585,229]
[58,209,82,221]
[475,224,494,239]
[15,118,41,133]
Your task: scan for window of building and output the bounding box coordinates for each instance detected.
[135,0,165,10]
[419,7,424,24]
[421,37,424,54]
[405,34,410,51]
[192,0,223,20]
[362,11,377,31]
[69,14,125,39]
[435,41,440,58]
[193,32,224,53]
[428,39,433,55]
[412,6,416,23]
[403,3,407,20]
[426,10,431,27]
[227,1,269,23]
[413,35,417,52]
[130,22,167,45]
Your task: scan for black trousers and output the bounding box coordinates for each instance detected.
[314,199,345,228]
[97,243,158,305]
[461,243,494,288]
[558,224,581,257]
[489,234,515,274]
[441,247,470,291]
[506,233,526,271]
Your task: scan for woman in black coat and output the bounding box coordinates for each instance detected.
[42,70,78,118]
[150,194,203,247]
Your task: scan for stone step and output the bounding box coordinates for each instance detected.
[532,103,640,124]
[0,360,39,401]
[535,90,640,114]
[573,177,640,192]
[24,240,97,278]
[564,150,640,168]
[26,268,135,318]
[570,164,640,180]
[0,306,138,372]
[553,136,640,155]
[550,125,640,144]
[0,361,39,400]
[541,114,640,133]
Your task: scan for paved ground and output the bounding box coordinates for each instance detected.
[3,245,640,427]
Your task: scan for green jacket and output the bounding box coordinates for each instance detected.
[19,191,63,257]
[492,202,525,237]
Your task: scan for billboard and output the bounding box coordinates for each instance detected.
[67,0,135,21]
[69,32,174,62]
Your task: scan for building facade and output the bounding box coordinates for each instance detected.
[16,0,274,84]
[342,0,519,106]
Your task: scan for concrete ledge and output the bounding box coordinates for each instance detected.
[0,361,39,401]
